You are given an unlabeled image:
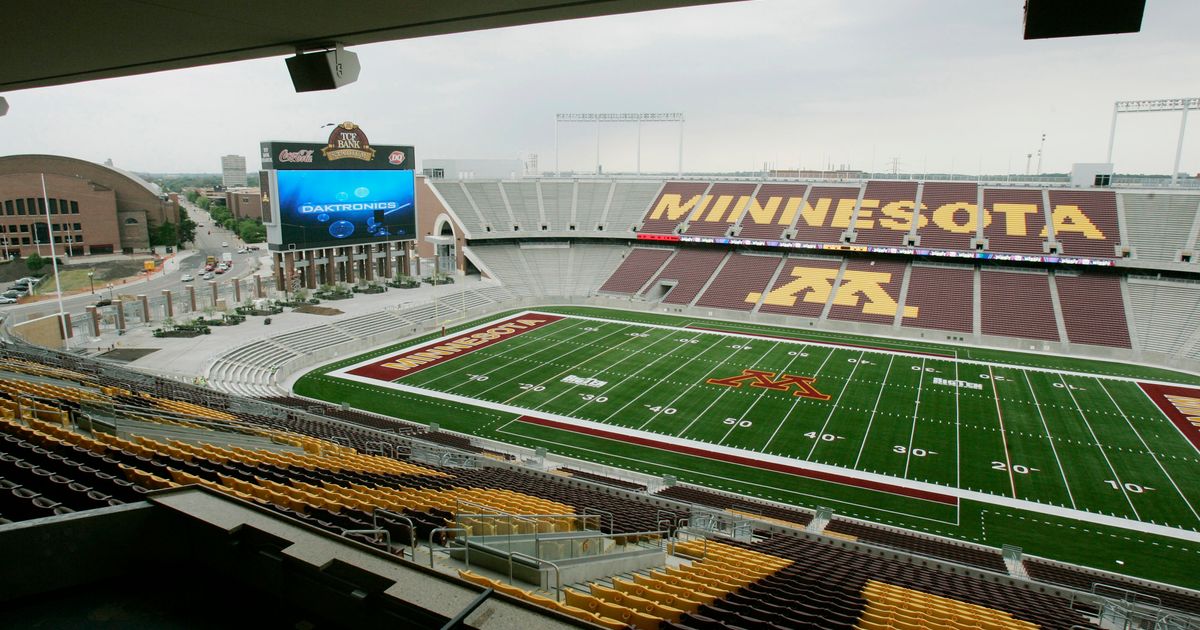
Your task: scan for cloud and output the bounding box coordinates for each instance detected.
[1,0,1196,176]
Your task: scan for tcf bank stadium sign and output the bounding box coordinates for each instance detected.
[260,122,414,171]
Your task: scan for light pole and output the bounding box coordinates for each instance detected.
[87,270,95,294]
[106,283,114,301]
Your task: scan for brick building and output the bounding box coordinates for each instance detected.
[0,154,179,256]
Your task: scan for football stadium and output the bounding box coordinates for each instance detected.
[2,2,1200,629]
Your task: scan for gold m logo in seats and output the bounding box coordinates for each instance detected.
[707,369,830,400]
[745,267,918,318]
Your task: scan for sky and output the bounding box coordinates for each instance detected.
[2,0,1198,176]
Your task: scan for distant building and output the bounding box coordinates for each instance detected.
[422,158,524,180]
[225,187,264,221]
[221,155,247,187]
[769,168,865,180]
[0,154,179,256]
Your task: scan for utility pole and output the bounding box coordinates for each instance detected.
[1036,133,1046,175]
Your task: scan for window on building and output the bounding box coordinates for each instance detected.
[35,198,45,213]
[48,199,58,214]
[124,217,138,225]
[73,223,81,231]
[19,224,28,232]
[15,199,25,215]
[3,200,12,215]
[20,237,29,245]
[75,235,84,243]
[70,201,79,214]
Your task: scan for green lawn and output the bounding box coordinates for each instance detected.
[294,305,1200,589]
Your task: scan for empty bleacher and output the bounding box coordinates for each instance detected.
[901,264,974,334]
[824,519,1007,573]
[694,252,783,311]
[983,188,1048,255]
[1127,278,1200,355]
[598,247,674,294]
[758,256,841,318]
[683,182,756,236]
[646,249,729,305]
[1054,272,1132,348]
[1048,189,1120,258]
[429,180,490,236]
[656,484,813,529]
[1121,191,1200,263]
[826,258,908,326]
[463,181,516,233]
[915,182,979,251]
[1023,557,1200,616]
[604,181,663,233]
[540,180,575,231]
[980,269,1059,342]
[738,183,807,240]
[853,180,918,247]
[791,185,855,244]
[502,181,542,231]
[639,181,707,235]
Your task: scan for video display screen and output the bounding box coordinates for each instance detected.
[276,169,416,247]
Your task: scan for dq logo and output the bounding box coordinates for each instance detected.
[746,266,917,318]
[707,369,830,400]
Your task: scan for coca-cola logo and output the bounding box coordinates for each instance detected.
[278,148,314,163]
[388,151,406,165]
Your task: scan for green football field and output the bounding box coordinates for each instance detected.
[295,306,1200,589]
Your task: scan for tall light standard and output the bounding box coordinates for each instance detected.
[87,270,95,294]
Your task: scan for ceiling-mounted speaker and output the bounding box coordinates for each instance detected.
[285,45,360,92]
[1023,0,1146,40]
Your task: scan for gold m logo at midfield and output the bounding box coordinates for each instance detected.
[745,267,918,318]
[707,369,831,400]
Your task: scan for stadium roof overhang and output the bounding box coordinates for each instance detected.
[0,0,736,92]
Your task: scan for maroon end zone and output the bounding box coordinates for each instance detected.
[1138,382,1200,453]
[517,415,958,505]
[684,325,954,359]
[347,313,564,381]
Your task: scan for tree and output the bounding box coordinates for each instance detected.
[25,253,45,273]
[149,221,177,247]
[177,214,197,245]
[238,219,266,243]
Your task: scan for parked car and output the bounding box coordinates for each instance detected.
[236,248,248,254]
[2,290,21,299]
[0,297,17,305]
[94,298,112,307]
[203,272,214,280]
[181,273,194,282]
[221,241,229,247]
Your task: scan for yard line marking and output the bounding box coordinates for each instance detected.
[854,354,896,469]
[798,351,865,460]
[953,359,961,490]
[631,335,755,431]
[716,345,808,447]
[502,325,646,403]
[416,318,586,387]
[988,366,1018,499]
[761,346,839,453]
[1098,379,1199,523]
[598,334,725,425]
[903,358,927,479]
[552,329,708,415]
[675,341,783,438]
[1057,373,1141,520]
[473,323,632,396]
[1023,371,1077,510]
